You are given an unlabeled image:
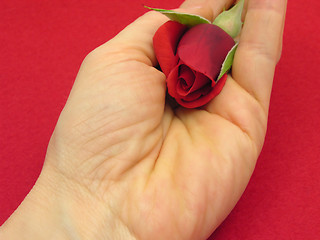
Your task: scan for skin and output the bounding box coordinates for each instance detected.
[0,0,287,239]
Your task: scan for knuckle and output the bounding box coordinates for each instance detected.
[239,40,278,64]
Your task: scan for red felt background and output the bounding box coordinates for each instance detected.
[0,0,319,239]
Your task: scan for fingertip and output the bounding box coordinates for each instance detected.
[180,0,235,22]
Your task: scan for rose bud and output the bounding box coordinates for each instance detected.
[153,21,235,108]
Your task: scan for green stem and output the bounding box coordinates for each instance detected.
[213,0,244,38]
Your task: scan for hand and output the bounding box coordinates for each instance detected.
[0,0,287,239]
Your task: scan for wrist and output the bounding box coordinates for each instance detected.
[0,169,76,240]
[0,164,137,240]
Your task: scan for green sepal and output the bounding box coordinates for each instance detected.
[217,42,239,81]
[145,6,210,27]
[213,0,244,38]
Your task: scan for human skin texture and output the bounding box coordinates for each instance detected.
[0,0,287,239]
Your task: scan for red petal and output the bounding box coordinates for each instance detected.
[179,64,195,89]
[176,64,212,97]
[177,24,234,81]
[176,64,195,96]
[153,21,188,76]
[176,74,228,108]
[188,71,211,93]
[166,64,180,98]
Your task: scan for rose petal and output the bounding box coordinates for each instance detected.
[168,61,207,98]
[179,73,212,102]
[176,64,195,96]
[153,21,188,76]
[176,67,212,97]
[166,64,180,98]
[188,71,211,93]
[177,24,234,81]
[179,64,195,89]
[176,73,228,108]
[181,87,204,101]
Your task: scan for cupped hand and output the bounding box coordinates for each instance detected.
[34,0,287,239]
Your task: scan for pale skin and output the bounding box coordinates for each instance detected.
[0,0,287,239]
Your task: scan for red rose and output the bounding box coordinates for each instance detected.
[153,21,235,108]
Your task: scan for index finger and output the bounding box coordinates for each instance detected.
[232,0,287,111]
[92,0,235,68]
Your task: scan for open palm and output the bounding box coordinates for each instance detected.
[41,0,287,239]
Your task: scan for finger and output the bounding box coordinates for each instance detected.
[89,0,235,69]
[277,1,287,61]
[180,0,235,21]
[87,12,167,68]
[232,0,287,111]
[241,0,287,60]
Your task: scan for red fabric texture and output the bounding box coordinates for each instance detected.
[1,0,319,239]
[154,21,234,108]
